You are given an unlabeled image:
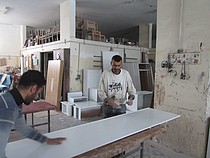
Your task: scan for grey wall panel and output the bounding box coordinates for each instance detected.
[123,62,141,91]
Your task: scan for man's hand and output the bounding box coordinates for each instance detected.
[126,99,133,106]
[46,137,66,145]
[106,98,120,109]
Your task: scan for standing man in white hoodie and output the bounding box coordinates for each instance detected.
[98,55,136,118]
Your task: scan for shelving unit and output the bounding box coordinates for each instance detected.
[26,25,60,47]
[76,16,106,42]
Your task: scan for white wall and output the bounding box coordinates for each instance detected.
[153,0,210,158]
[0,24,21,67]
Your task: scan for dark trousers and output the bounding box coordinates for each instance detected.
[102,104,126,118]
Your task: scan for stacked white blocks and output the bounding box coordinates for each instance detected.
[62,91,102,120]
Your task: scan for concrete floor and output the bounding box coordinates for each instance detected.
[8,110,192,158]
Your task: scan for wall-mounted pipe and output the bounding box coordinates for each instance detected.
[148,23,153,49]
[75,42,81,81]
[178,0,184,50]
[20,54,24,75]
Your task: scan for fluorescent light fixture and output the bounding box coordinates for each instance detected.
[0,7,9,14]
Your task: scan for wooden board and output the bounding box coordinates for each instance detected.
[53,49,70,101]
[45,60,64,110]
[6,108,180,158]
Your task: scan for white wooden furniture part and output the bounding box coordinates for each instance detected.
[67,92,88,103]
[73,101,102,120]
[126,90,153,112]
[89,88,102,102]
[61,101,74,116]
[6,108,180,158]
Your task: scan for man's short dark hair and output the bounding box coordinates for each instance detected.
[112,55,122,62]
[18,70,46,88]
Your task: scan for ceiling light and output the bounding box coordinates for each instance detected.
[0,7,9,15]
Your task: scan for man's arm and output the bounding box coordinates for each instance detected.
[126,72,136,95]
[15,114,66,145]
[98,72,108,102]
[126,72,136,105]
[0,113,15,158]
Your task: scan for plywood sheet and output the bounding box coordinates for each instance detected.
[6,108,180,158]
[45,60,64,110]
[53,49,70,101]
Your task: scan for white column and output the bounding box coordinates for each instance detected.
[60,0,76,42]
[148,23,153,49]
[20,25,26,48]
[69,0,76,38]
[139,24,149,48]
[20,54,24,75]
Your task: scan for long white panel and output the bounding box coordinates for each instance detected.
[6,108,180,158]
[82,69,102,98]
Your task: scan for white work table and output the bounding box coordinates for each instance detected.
[6,108,180,158]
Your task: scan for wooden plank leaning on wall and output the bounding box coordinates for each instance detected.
[45,60,64,111]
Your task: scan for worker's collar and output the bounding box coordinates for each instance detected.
[9,88,24,107]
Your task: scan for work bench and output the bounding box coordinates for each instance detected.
[6,108,180,158]
[76,125,166,158]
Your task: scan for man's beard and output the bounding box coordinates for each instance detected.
[112,69,121,75]
[24,93,37,105]
[24,97,33,105]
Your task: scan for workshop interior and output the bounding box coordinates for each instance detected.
[0,0,210,158]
